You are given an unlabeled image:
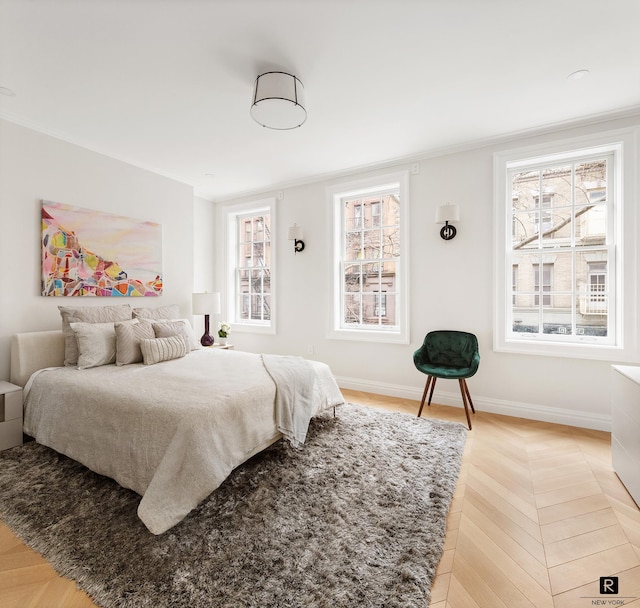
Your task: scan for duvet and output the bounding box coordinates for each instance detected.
[23,348,343,534]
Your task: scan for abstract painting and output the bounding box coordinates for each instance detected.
[41,200,163,297]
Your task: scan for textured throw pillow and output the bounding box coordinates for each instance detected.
[152,319,199,351]
[132,304,180,321]
[69,321,119,369]
[114,319,155,365]
[179,318,201,350]
[59,304,133,366]
[139,335,187,365]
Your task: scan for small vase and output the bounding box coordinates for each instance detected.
[218,337,228,346]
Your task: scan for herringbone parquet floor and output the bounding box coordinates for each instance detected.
[347,390,640,608]
[1,390,639,607]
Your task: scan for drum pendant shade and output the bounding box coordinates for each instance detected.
[250,72,307,130]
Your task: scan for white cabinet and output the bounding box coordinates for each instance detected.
[0,381,23,451]
[611,365,640,507]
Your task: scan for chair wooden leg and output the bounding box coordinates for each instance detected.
[417,376,433,417]
[458,379,472,430]
[427,376,437,405]
[462,378,475,413]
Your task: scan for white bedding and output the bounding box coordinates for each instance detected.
[23,348,344,534]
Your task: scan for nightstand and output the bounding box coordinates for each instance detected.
[0,381,23,450]
[211,343,234,350]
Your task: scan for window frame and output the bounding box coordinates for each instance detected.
[327,171,410,344]
[493,128,639,361]
[220,197,276,335]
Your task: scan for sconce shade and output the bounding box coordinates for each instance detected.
[250,72,307,130]
[435,203,460,224]
[288,224,304,240]
[288,223,305,253]
[192,292,221,315]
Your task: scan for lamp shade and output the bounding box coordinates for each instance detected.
[192,292,221,315]
[435,203,460,224]
[250,72,307,130]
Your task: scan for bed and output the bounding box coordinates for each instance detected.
[10,329,344,534]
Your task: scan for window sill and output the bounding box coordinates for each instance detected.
[328,328,409,345]
[494,338,635,362]
[232,323,275,336]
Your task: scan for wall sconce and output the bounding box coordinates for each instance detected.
[192,291,221,346]
[288,224,305,253]
[436,203,460,240]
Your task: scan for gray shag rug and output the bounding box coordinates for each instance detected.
[0,403,466,608]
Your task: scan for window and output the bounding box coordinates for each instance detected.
[221,198,276,334]
[509,154,613,341]
[533,193,554,234]
[353,204,362,229]
[509,153,613,341]
[374,290,387,317]
[493,130,638,360]
[371,201,381,227]
[533,263,552,306]
[329,171,409,343]
[584,261,607,314]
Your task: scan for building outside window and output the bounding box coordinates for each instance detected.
[534,193,554,234]
[585,261,607,314]
[374,290,387,317]
[353,204,362,230]
[371,201,381,227]
[236,213,270,322]
[533,263,553,307]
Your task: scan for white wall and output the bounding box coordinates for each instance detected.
[0,119,195,381]
[2,113,637,431]
[212,114,640,431]
[192,195,216,340]
[193,195,216,292]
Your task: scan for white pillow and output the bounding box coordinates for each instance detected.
[139,335,187,365]
[115,319,155,365]
[59,304,133,366]
[152,319,200,351]
[132,304,180,320]
[69,321,119,369]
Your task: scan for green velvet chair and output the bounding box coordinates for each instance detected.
[413,330,480,429]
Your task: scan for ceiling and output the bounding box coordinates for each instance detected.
[1,0,639,202]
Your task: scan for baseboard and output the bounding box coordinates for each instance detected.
[335,375,611,432]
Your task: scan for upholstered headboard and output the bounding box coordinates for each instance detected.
[10,330,65,387]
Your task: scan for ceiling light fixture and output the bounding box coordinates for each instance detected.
[250,71,307,130]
